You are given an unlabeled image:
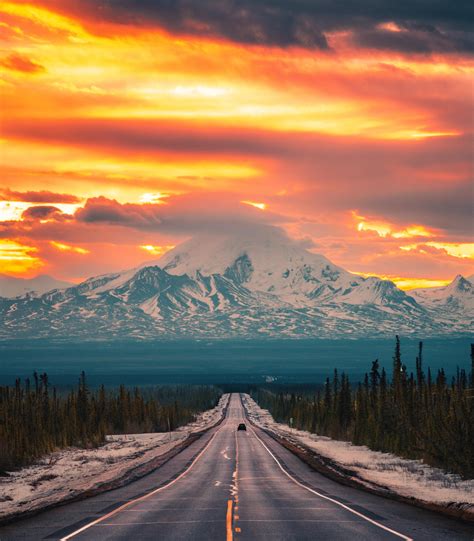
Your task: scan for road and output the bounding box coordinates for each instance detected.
[0,394,472,540]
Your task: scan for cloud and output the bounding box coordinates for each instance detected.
[0,194,293,280]
[84,0,330,49]
[1,189,81,204]
[3,117,470,240]
[2,117,303,158]
[54,0,474,53]
[0,53,45,74]
[75,197,163,229]
[360,180,473,236]
[1,193,472,282]
[353,22,473,54]
[0,193,288,246]
[75,193,286,234]
[21,206,65,221]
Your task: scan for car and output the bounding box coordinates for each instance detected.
[237,423,247,431]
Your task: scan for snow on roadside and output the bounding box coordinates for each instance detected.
[242,394,474,507]
[0,394,229,521]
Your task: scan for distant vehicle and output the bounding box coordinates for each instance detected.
[237,423,247,431]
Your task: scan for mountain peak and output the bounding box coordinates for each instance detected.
[157,227,327,277]
[154,228,350,303]
[1,229,471,340]
[449,274,471,292]
[0,274,73,298]
[408,274,473,316]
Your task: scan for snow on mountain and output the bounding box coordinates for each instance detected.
[0,274,73,298]
[157,228,418,309]
[0,229,470,340]
[408,275,474,317]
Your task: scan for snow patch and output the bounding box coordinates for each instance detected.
[242,394,474,508]
[0,395,229,521]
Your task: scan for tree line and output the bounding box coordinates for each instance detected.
[252,338,474,478]
[0,373,222,472]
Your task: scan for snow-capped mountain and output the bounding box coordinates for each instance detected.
[0,229,471,340]
[0,274,73,299]
[408,275,474,318]
[157,230,417,309]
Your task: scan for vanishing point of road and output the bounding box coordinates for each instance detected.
[0,394,472,540]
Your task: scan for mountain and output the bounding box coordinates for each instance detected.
[0,274,73,298]
[0,229,470,340]
[408,275,474,322]
[157,230,416,308]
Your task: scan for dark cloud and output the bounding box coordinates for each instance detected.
[0,53,45,74]
[1,189,81,204]
[76,197,163,229]
[21,206,65,221]
[0,194,289,252]
[360,181,473,236]
[98,0,330,49]
[354,24,473,54]
[75,193,287,234]
[74,0,473,53]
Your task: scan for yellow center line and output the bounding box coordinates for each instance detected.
[60,402,230,541]
[232,406,241,535]
[226,499,234,541]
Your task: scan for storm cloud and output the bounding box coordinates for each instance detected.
[75,0,474,53]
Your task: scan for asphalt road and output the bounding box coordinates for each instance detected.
[0,394,472,540]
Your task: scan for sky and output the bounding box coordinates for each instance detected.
[0,0,473,288]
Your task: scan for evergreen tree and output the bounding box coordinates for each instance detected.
[251,338,474,478]
[0,378,222,472]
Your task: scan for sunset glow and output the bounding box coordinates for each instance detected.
[241,201,267,211]
[354,213,433,240]
[140,245,175,256]
[1,0,472,283]
[352,271,453,291]
[0,240,43,275]
[50,241,90,255]
[400,243,474,260]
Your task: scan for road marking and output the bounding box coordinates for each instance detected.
[226,500,233,541]
[97,520,224,525]
[238,476,282,480]
[231,420,241,535]
[60,426,224,540]
[237,519,364,522]
[230,506,334,510]
[248,425,413,541]
[118,507,224,512]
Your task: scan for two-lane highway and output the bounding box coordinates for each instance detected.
[0,394,472,540]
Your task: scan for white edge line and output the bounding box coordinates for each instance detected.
[60,425,223,540]
[245,413,413,540]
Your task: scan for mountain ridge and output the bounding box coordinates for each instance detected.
[0,274,73,299]
[0,230,472,340]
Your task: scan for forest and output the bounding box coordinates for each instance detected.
[0,374,221,472]
[252,338,474,478]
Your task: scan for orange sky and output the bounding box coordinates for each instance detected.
[1,1,473,287]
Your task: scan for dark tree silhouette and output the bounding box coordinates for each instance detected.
[0,377,221,472]
[252,338,474,478]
